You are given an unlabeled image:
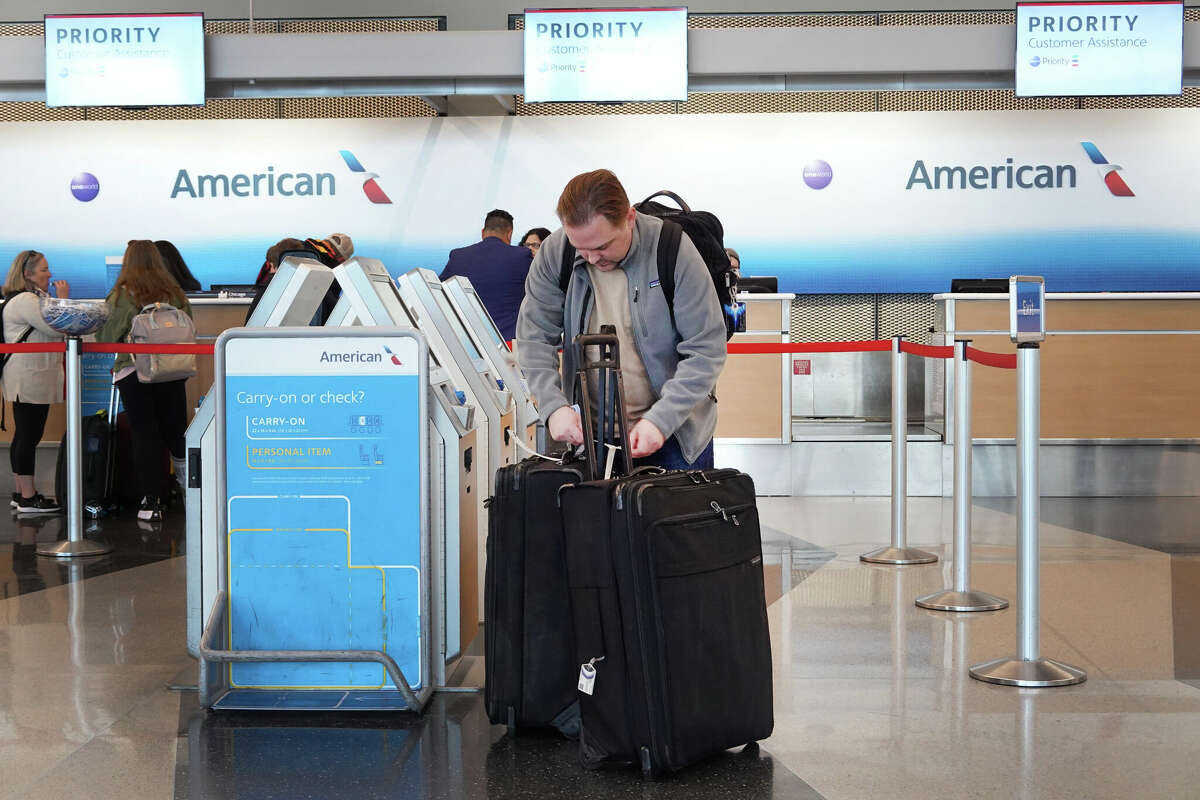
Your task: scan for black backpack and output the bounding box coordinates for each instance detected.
[558,190,739,339]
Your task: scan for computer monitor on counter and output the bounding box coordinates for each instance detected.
[737,276,778,294]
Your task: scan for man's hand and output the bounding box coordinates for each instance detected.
[548,405,584,445]
[628,419,665,458]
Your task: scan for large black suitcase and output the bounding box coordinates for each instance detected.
[484,327,633,735]
[484,455,586,733]
[561,467,774,776]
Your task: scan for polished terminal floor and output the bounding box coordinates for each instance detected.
[1,494,1198,799]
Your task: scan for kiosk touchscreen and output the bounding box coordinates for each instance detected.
[394,268,518,481]
[334,258,491,634]
[442,275,539,452]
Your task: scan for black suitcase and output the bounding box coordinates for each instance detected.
[55,383,118,517]
[484,455,586,733]
[561,468,773,775]
[563,327,773,775]
[484,326,633,735]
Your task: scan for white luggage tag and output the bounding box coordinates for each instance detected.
[578,655,605,695]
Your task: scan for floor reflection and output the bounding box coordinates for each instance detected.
[179,693,823,800]
[0,504,183,600]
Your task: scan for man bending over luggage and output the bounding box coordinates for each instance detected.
[515,169,726,470]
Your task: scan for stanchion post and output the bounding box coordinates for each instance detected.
[37,336,111,559]
[861,336,937,565]
[970,276,1084,687]
[916,339,1007,611]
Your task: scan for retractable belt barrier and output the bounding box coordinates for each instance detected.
[0,342,217,354]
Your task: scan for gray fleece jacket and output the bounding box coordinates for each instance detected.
[515,211,727,464]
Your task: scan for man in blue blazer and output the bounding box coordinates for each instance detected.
[439,209,533,341]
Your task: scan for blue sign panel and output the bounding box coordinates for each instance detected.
[222,333,424,693]
[1010,277,1046,343]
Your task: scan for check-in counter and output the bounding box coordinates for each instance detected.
[188,296,253,421]
[933,291,1200,496]
[934,292,1200,439]
[714,293,794,443]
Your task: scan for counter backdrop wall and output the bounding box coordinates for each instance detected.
[1,108,1197,296]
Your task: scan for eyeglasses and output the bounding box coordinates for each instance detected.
[526,241,542,251]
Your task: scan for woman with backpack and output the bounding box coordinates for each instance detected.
[96,240,194,523]
[1,250,70,513]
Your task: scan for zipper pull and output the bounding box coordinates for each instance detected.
[634,286,639,302]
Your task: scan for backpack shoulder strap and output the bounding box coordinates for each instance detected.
[656,219,683,323]
[558,241,576,294]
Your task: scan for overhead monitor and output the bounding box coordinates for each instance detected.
[45,12,206,107]
[523,7,687,103]
[1015,1,1182,97]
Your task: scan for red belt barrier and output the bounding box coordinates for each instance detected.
[0,342,66,353]
[83,343,215,355]
[965,346,1017,369]
[0,342,215,354]
[899,341,954,359]
[726,340,892,354]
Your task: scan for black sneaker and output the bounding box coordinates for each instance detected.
[16,493,61,514]
[137,496,163,522]
[10,492,19,509]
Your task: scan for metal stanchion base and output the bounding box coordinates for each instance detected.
[860,546,938,565]
[37,539,113,558]
[969,657,1087,687]
[916,589,1009,612]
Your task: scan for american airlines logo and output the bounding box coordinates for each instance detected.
[338,150,393,204]
[1080,141,1134,197]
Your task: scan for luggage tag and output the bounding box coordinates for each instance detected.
[578,655,605,695]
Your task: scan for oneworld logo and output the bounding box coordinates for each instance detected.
[802,159,833,190]
[1080,141,1134,196]
[70,172,99,202]
[1029,55,1041,67]
[339,150,393,204]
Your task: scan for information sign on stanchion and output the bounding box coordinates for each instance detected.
[198,327,436,711]
[861,336,938,565]
[970,277,1086,687]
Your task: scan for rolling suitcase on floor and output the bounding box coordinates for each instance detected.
[55,383,119,518]
[483,327,633,735]
[484,454,587,734]
[560,331,774,776]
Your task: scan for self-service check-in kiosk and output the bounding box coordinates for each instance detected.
[394,268,519,619]
[332,257,482,658]
[441,275,539,452]
[187,256,335,659]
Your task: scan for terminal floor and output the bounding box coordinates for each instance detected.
[1,496,1198,799]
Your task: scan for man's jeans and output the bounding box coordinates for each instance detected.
[634,436,714,471]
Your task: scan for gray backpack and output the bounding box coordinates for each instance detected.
[129,302,196,383]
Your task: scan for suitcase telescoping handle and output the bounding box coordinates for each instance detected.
[573,325,633,481]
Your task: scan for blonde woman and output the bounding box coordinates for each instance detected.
[96,241,193,522]
[1,250,70,513]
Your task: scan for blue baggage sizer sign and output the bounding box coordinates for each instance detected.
[523,7,687,102]
[217,328,428,695]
